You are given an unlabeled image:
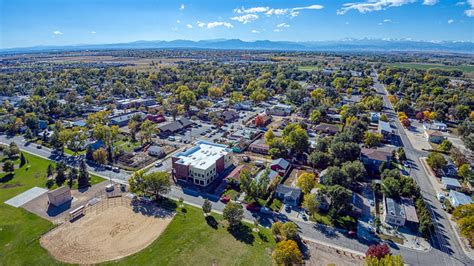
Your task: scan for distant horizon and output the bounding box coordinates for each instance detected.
[1,0,473,49]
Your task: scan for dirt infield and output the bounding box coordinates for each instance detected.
[40,203,174,264]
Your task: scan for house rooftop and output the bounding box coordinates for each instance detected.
[174,141,230,170]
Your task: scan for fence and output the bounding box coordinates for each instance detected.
[84,196,132,216]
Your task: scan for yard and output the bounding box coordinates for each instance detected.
[109,201,276,266]
[1,153,276,265]
[0,152,104,265]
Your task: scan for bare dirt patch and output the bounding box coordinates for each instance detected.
[40,203,174,264]
[305,241,364,266]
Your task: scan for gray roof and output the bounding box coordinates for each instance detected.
[386,197,404,218]
[276,184,302,200]
[271,158,290,170]
[441,177,461,188]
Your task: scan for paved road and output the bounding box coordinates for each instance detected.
[0,135,130,184]
[371,70,471,265]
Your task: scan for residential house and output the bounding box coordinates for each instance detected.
[424,129,445,144]
[313,123,339,136]
[266,104,292,116]
[424,122,447,132]
[148,145,165,158]
[219,110,239,123]
[270,158,291,177]
[441,177,462,191]
[109,112,146,127]
[275,185,302,207]
[448,190,473,208]
[248,138,270,155]
[378,121,393,141]
[382,197,405,227]
[158,117,193,135]
[360,146,394,172]
[172,141,232,187]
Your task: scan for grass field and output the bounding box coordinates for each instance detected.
[1,152,276,266]
[298,65,320,72]
[110,203,276,266]
[0,152,104,265]
[387,63,474,73]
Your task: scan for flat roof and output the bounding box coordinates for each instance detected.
[175,141,229,170]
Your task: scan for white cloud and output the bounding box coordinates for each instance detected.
[423,0,438,5]
[292,4,324,11]
[233,4,323,19]
[277,23,290,28]
[337,0,415,15]
[177,20,181,24]
[197,21,206,28]
[465,0,474,16]
[206,21,234,29]
[186,24,193,29]
[53,31,63,36]
[90,31,96,34]
[251,30,260,33]
[179,4,185,11]
[448,19,454,24]
[231,14,259,24]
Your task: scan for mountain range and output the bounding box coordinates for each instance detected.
[1,39,473,54]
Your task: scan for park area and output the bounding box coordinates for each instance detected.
[41,201,174,264]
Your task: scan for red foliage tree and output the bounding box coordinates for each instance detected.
[366,244,391,259]
[401,118,411,128]
[415,111,424,121]
[255,115,264,127]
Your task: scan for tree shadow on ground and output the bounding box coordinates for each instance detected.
[205,215,218,229]
[0,173,14,183]
[227,223,255,245]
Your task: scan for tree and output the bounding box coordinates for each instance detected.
[77,160,90,188]
[458,164,473,184]
[130,171,171,199]
[8,142,20,159]
[202,199,212,216]
[55,161,67,185]
[341,161,366,183]
[223,202,244,227]
[19,153,26,167]
[439,140,452,152]
[140,119,156,144]
[327,185,351,214]
[308,151,332,170]
[3,160,14,173]
[303,193,320,216]
[93,148,108,165]
[366,244,391,259]
[68,167,78,188]
[366,254,404,266]
[364,132,383,148]
[265,128,276,144]
[47,163,54,177]
[427,152,447,170]
[272,240,303,265]
[296,173,316,194]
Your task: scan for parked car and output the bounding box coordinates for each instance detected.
[220,196,230,204]
[260,206,272,214]
[246,203,261,212]
[347,230,357,238]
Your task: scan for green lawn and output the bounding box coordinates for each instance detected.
[0,153,63,265]
[109,203,276,266]
[1,152,275,266]
[298,65,320,72]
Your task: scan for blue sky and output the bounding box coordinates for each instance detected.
[1,0,473,48]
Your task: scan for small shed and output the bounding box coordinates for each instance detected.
[48,186,72,207]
